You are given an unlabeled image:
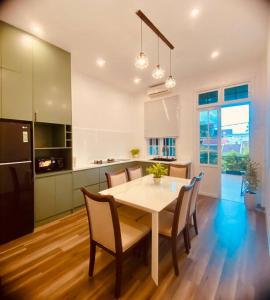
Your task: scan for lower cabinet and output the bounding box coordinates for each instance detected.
[73,183,99,208]
[35,172,72,222]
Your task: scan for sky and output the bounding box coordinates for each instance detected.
[221,104,249,134]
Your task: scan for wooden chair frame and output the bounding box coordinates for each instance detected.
[126,165,143,181]
[159,177,196,276]
[81,188,149,298]
[168,164,190,179]
[105,169,128,188]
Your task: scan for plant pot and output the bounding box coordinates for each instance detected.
[153,177,161,184]
[244,192,256,210]
[132,154,139,158]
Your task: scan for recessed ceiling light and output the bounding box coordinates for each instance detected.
[211,50,220,59]
[190,8,200,18]
[96,58,106,67]
[134,77,141,84]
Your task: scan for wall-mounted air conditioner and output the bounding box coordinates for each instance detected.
[147,82,171,97]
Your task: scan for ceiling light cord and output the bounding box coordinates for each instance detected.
[169,50,172,76]
[157,37,159,65]
[141,19,143,53]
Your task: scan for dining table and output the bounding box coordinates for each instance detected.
[99,174,191,285]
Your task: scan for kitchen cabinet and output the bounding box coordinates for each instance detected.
[35,176,55,221]
[55,173,73,214]
[73,183,100,208]
[0,22,33,121]
[33,38,71,124]
[35,172,72,222]
[73,168,100,208]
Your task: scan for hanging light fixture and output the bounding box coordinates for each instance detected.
[135,19,149,69]
[152,37,165,79]
[165,50,176,88]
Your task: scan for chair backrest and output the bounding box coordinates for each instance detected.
[189,172,204,216]
[126,166,143,181]
[105,169,128,188]
[81,188,122,253]
[169,164,188,179]
[172,177,196,237]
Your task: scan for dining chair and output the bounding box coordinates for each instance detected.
[105,169,146,220]
[137,177,196,276]
[81,188,150,298]
[126,165,143,181]
[169,164,189,179]
[166,172,204,237]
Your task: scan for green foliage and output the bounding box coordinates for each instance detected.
[130,148,140,157]
[243,159,259,193]
[222,150,248,172]
[146,163,168,178]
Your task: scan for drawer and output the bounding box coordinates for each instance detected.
[73,168,99,189]
[73,183,100,208]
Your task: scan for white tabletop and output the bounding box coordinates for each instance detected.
[100,175,191,213]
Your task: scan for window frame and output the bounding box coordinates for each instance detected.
[147,137,177,158]
[198,108,220,167]
[222,82,252,104]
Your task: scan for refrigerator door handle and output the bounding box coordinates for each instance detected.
[0,160,32,166]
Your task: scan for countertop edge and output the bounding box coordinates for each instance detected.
[73,159,192,172]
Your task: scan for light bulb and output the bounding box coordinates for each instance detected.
[152,65,165,79]
[165,75,176,88]
[135,52,149,69]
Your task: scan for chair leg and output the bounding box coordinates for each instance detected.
[183,228,190,254]
[186,225,191,250]
[193,211,198,235]
[171,237,179,276]
[89,241,96,277]
[115,254,122,298]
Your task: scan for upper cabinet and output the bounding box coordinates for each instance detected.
[0,22,33,121]
[33,39,72,124]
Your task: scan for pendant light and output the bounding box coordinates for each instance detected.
[135,19,149,69]
[152,37,165,79]
[165,49,176,88]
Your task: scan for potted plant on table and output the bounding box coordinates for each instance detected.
[243,158,259,210]
[130,148,140,158]
[146,163,168,184]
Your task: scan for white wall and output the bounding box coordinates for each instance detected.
[72,71,144,168]
[264,13,270,251]
[143,59,267,200]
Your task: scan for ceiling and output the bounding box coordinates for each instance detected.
[0,0,269,94]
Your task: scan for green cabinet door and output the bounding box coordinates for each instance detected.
[33,38,71,124]
[0,22,32,120]
[35,176,55,222]
[55,173,72,214]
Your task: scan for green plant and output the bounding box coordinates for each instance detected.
[222,150,249,173]
[146,163,168,178]
[130,148,140,157]
[243,158,259,193]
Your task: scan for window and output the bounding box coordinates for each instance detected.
[200,109,218,165]
[148,137,176,157]
[162,138,176,156]
[198,90,218,106]
[148,138,159,155]
[224,84,248,101]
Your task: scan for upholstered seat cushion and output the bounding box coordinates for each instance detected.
[137,210,174,237]
[119,216,150,252]
[118,205,147,221]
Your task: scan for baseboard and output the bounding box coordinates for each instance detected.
[199,191,218,199]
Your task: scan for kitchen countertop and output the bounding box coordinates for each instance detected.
[73,158,191,172]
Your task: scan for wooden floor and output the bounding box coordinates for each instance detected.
[1,196,270,300]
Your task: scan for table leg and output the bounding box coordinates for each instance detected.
[152,211,159,285]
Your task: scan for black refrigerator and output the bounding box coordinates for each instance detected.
[0,120,34,244]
